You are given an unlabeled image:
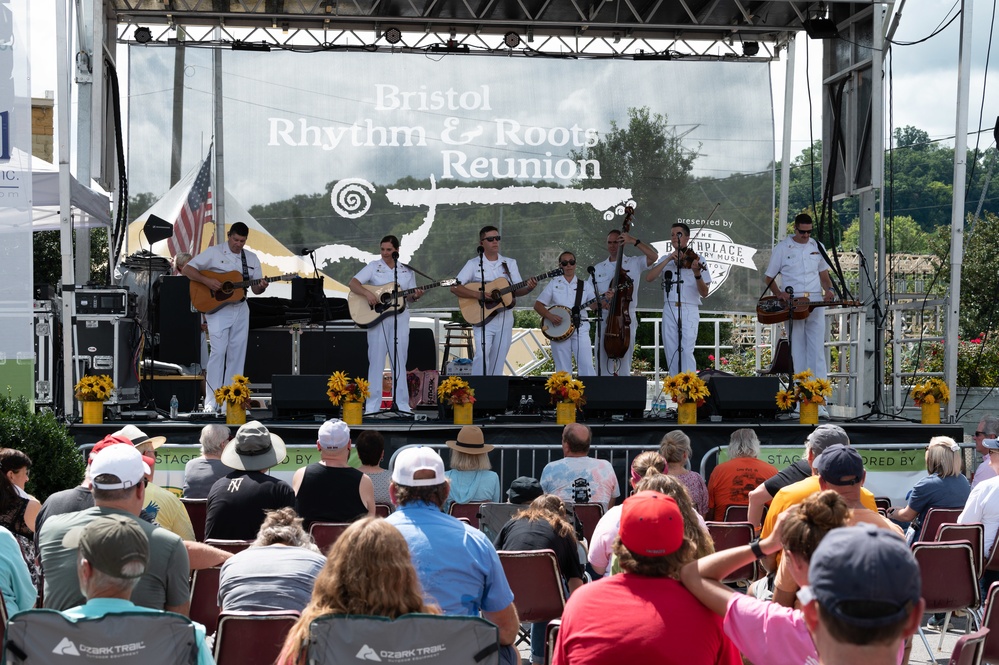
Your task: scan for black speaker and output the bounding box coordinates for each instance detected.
[583,376,646,419]
[157,276,202,366]
[507,377,549,410]
[466,376,511,415]
[408,328,437,372]
[291,278,324,307]
[272,374,335,418]
[706,376,781,419]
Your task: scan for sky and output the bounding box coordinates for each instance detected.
[26,0,998,179]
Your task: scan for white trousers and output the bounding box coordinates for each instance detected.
[365,311,411,414]
[550,325,595,376]
[471,308,513,376]
[203,301,249,411]
[662,303,700,375]
[596,310,638,376]
[789,310,828,379]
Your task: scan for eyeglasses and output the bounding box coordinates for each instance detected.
[560,259,576,267]
[482,235,501,242]
[796,228,813,235]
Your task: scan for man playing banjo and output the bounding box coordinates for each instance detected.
[534,251,597,376]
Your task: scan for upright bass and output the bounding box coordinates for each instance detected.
[603,206,635,362]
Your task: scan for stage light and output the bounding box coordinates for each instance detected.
[503,31,521,48]
[805,2,839,39]
[134,27,152,44]
[742,41,759,56]
[385,27,402,44]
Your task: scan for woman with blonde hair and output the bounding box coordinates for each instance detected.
[443,426,501,510]
[660,430,709,516]
[887,435,970,544]
[277,517,437,665]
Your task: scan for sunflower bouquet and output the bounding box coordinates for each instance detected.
[437,376,476,406]
[74,375,114,402]
[215,374,253,410]
[664,371,710,406]
[910,377,950,406]
[545,371,586,408]
[327,371,370,405]
[775,370,833,410]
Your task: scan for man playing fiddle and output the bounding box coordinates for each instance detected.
[593,228,658,376]
[646,223,711,373]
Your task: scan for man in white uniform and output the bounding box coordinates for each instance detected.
[645,223,711,374]
[593,228,658,376]
[182,222,268,412]
[348,235,421,414]
[451,226,537,375]
[763,213,835,381]
[534,251,597,376]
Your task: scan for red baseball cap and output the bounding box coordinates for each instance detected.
[618,491,684,557]
[89,434,155,469]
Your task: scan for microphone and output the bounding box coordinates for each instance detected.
[663,270,673,292]
[392,251,400,260]
[300,247,314,256]
[477,246,485,255]
[785,286,795,296]
[587,266,595,276]
[855,246,866,263]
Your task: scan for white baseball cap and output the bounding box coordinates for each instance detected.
[318,419,351,450]
[391,446,446,487]
[89,444,150,490]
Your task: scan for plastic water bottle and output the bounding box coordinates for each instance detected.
[653,396,663,417]
[526,394,535,413]
[169,394,179,419]
[519,394,528,414]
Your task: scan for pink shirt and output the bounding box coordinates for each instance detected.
[724,594,817,665]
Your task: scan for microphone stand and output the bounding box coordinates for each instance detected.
[588,266,602,376]
[674,266,685,375]
[382,252,404,416]
[477,246,488,376]
[784,285,796,376]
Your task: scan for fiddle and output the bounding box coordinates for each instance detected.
[676,245,701,270]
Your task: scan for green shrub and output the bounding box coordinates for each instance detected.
[0,395,86,501]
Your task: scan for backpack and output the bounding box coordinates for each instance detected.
[305,613,500,664]
[3,608,198,665]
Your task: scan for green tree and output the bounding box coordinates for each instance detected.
[939,211,999,334]
[840,215,931,254]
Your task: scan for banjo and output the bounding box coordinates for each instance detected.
[541,285,623,342]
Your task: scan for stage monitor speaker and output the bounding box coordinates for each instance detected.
[291,278,324,307]
[157,276,202,366]
[272,374,334,418]
[706,376,781,419]
[466,376,510,415]
[583,376,646,419]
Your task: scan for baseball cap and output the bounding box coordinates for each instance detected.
[318,419,350,450]
[983,438,999,451]
[806,424,850,455]
[89,443,150,490]
[815,444,865,486]
[506,477,543,504]
[391,446,446,487]
[618,491,684,558]
[90,434,155,470]
[807,524,921,627]
[63,514,149,579]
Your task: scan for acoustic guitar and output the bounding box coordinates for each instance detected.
[189,270,298,314]
[458,268,564,327]
[756,295,861,325]
[348,279,457,328]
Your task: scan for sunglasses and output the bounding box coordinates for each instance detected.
[482,235,501,242]
[560,259,576,267]
[796,228,813,235]
[976,431,987,437]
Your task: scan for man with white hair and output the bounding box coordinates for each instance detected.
[183,424,232,498]
[38,444,191,614]
[60,515,214,665]
[706,428,778,520]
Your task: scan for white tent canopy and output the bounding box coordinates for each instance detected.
[24,149,112,229]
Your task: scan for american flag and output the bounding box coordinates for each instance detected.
[168,148,213,258]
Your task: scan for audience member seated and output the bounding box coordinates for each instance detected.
[887,436,970,543]
[707,428,779,520]
[680,491,851,665]
[0,525,37,617]
[802,525,924,665]
[354,430,392,505]
[61,515,214,665]
[507,476,544,505]
[218,507,326,613]
[292,419,374,527]
[38,443,191,614]
[553,491,740,665]
[541,424,620,511]
[386,446,521,665]
[960,435,999,593]
[971,415,999,488]
[660,431,709,516]
[589,451,665,576]
[276,517,439,665]
[183,424,232,498]
[444,426,501,511]
[206,421,295,541]
[495,494,585,665]
[0,448,42,587]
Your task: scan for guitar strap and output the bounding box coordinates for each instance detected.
[239,251,250,302]
[501,261,512,283]
[571,280,584,328]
